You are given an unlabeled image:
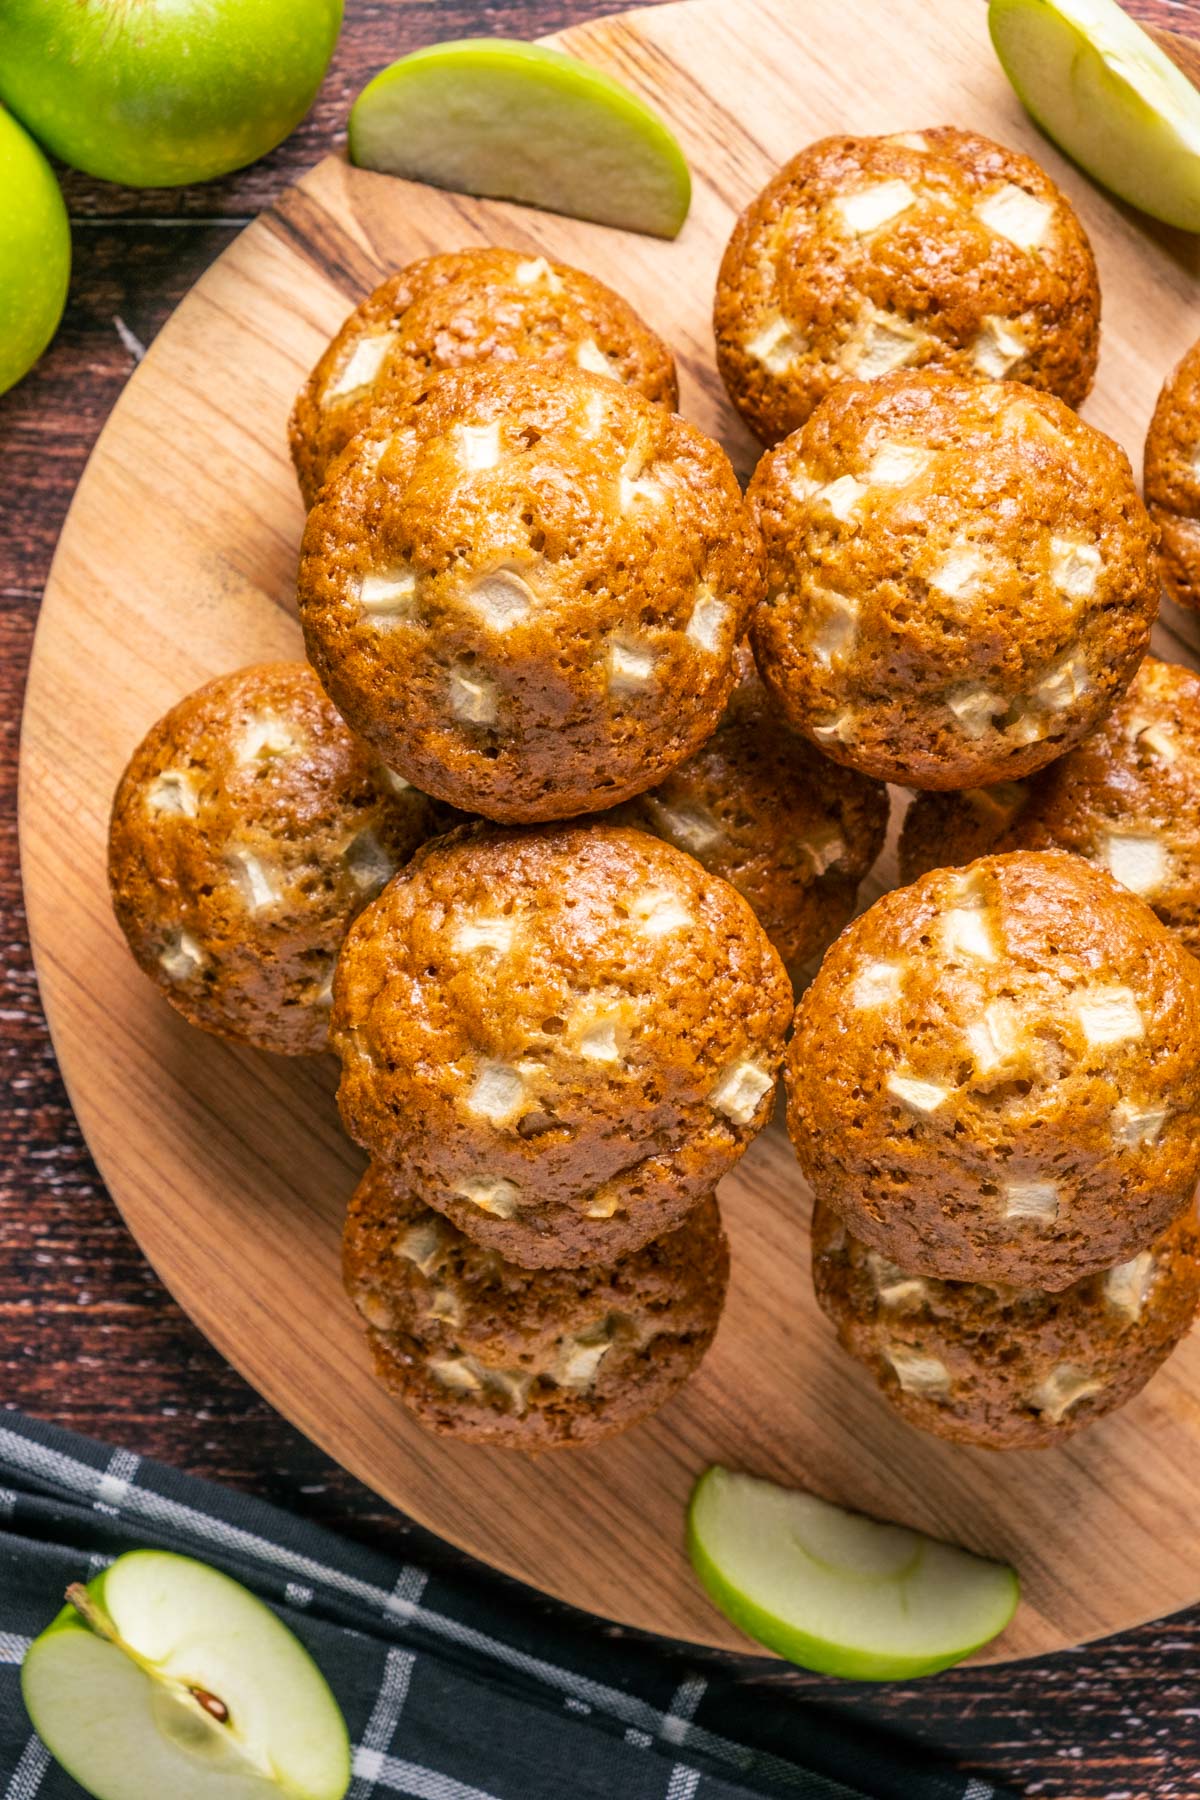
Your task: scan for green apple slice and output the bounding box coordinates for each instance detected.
[687,1467,1019,1679]
[21,1550,350,1799]
[989,0,1200,231]
[348,38,691,239]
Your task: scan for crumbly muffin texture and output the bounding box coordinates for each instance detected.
[331,823,793,1267]
[298,360,762,823]
[812,1199,1200,1450]
[344,1162,729,1449]
[788,852,1200,1289]
[614,646,888,982]
[900,659,1200,957]
[714,127,1099,446]
[1144,337,1200,611]
[749,371,1158,789]
[289,247,679,506]
[108,662,446,1055]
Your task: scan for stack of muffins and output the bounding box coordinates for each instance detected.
[108,123,1200,1456]
[712,127,1200,1449]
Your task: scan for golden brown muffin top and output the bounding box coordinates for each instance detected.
[1144,336,1200,611]
[343,1162,728,1449]
[900,658,1200,958]
[714,127,1099,444]
[331,822,793,1228]
[298,360,762,822]
[107,662,444,1055]
[289,247,679,505]
[749,371,1158,789]
[789,851,1200,1288]
[812,1197,1200,1449]
[615,646,888,981]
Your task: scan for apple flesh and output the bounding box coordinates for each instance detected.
[687,1466,1019,1679]
[0,0,343,188]
[349,39,691,240]
[0,105,70,396]
[989,0,1200,231]
[21,1550,351,1800]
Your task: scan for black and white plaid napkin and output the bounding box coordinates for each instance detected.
[0,1412,1012,1799]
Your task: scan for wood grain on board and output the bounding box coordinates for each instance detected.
[6,0,1200,1790]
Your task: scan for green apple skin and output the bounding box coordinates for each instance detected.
[349,39,691,240]
[687,1468,1020,1681]
[0,105,69,396]
[21,1550,351,1800]
[0,0,343,188]
[989,0,1200,231]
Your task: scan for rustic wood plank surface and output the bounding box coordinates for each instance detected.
[3,1,1200,1791]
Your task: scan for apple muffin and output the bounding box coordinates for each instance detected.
[298,360,761,822]
[331,822,792,1267]
[899,658,1200,956]
[289,247,679,505]
[344,1162,729,1449]
[749,371,1158,789]
[714,127,1099,446]
[812,1198,1200,1450]
[108,662,447,1055]
[897,782,1033,888]
[614,646,889,982]
[1144,336,1200,611]
[788,851,1200,1289]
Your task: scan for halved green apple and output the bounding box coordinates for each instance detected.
[21,1550,351,1799]
[989,0,1200,230]
[348,38,691,239]
[687,1467,1019,1679]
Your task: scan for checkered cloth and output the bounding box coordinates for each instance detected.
[0,1413,1011,1799]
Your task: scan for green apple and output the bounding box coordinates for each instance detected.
[349,39,691,240]
[0,104,69,396]
[21,1550,351,1799]
[989,0,1200,231]
[687,1467,1019,1680]
[0,0,343,188]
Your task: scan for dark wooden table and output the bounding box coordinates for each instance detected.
[3,2,1199,1793]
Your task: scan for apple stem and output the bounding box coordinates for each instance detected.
[65,1583,118,1643]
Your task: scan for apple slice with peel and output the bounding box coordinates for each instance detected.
[687,1467,1019,1679]
[21,1551,350,1800]
[989,0,1200,231]
[348,39,691,239]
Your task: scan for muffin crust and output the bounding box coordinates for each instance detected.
[1144,336,1200,611]
[344,1163,729,1449]
[290,247,678,505]
[298,360,762,822]
[899,782,1033,888]
[108,662,445,1055]
[615,647,888,982]
[788,852,1200,1289]
[813,1198,1200,1449]
[715,127,1099,445]
[749,371,1158,788]
[900,658,1200,957]
[331,822,793,1266]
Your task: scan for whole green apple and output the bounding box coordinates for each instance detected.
[0,0,344,188]
[0,104,69,396]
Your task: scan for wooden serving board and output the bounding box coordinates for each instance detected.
[19,0,1200,1664]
